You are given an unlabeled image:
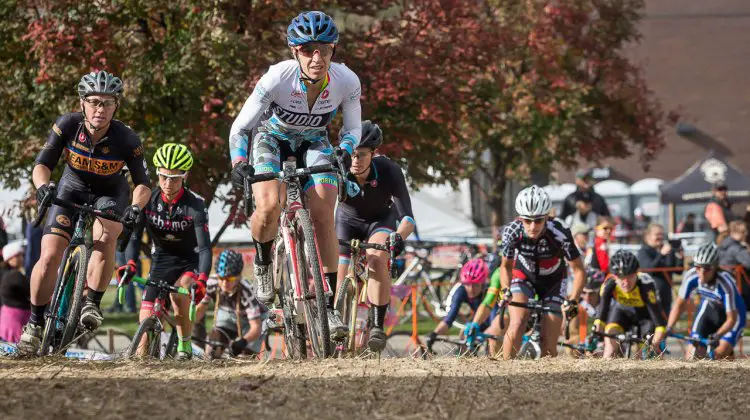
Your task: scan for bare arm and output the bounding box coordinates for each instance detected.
[131,184,151,209]
[714,310,738,338]
[32,164,52,189]
[666,296,686,330]
[499,257,513,291]
[242,318,263,343]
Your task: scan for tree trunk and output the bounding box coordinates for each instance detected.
[489,174,507,252]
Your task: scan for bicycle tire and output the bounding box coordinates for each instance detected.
[517,339,541,360]
[296,209,332,358]
[277,240,306,359]
[60,245,88,350]
[39,245,75,356]
[165,329,178,359]
[128,316,161,359]
[382,331,427,359]
[334,275,357,356]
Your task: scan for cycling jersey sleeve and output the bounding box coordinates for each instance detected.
[558,224,582,261]
[337,73,362,155]
[390,161,416,226]
[718,273,738,312]
[35,114,76,170]
[123,137,151,187]
[596,277,616,324]
[190,202,212,277]
[640,278,667,328]
[443,285,468,327]
[499,222,521,258]
[677,269,698,300]
[482,268,502,307]
[229,70,277,164]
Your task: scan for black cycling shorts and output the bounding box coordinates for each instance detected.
[43,169,129,240]
[142,253,198,303]
[336,210,397,257]
[510,267,567,314]
[604,301,655,337]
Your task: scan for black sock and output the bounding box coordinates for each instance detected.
[372,304,389,329]
[30,304,47,326]
[254,239,274,265]
[325,272,337,309]
[86,288,106,306]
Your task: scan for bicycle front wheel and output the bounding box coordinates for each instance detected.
[295,209,331,358]
[60,245,89,349]
[517,339,541,360]
[128,316,162,359]
[277,239,306,360]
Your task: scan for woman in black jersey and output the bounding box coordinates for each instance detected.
[18,71,152,355]
[335,121,415,352]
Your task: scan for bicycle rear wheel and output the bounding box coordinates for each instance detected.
[128,316,162,359]
[276,240,306,359]
[382,331,427,359]
[295,209,331,358]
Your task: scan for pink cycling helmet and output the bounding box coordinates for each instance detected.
[460,258,488,285]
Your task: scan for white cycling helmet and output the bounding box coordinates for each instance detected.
[694,242,719,266]
[515,185,552,218]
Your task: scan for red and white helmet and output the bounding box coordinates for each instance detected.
[460,258,489,285]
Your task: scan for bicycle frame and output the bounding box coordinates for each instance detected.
[275,161,332,322]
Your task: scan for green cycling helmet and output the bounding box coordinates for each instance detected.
[153,143,194,171]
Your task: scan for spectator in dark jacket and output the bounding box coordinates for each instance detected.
[676,213,697,234]
[718,220,750,310]
[637,223,683,314]
[560,169,610,220]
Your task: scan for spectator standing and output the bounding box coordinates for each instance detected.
[704,183,732,243]
[631,207,651,238]
[676,213,697,234]
[571,224,591,255]
[564,196,598,231]
[560,169,611,220]
[636,223,683,314]
[0,241,30,343]
[587,217,613,275]
[717,220,750,310]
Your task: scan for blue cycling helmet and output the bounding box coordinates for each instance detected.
[217,249,244,277]
[287,11,339,46]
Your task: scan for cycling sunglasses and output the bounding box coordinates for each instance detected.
[157,170,188,179]
[218,275,239,282]
[83,97,118,109]
[695,264,715,271]
[295,43,335,57]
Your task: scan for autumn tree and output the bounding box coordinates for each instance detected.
[344,0,671,229]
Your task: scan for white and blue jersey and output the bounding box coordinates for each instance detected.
[679,268,746,345]
[229,60,362,164]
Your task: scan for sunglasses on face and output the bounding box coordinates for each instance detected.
[218,275,238,282]
[695,265,714,272]
[296,43,334,57]
[157,171,188,180]
[83,97,118,109]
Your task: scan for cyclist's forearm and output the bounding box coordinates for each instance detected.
[472,304,490,325]
[32,164,51,189]
[568,258,585,300]
[131,184,151,208]
[666,298,685,329]
[396,219,415,240]
[434,321,450,335]
[499,262,512,290]
[243,318,263,342]
[715,311,738,338]
[195,303,208,323]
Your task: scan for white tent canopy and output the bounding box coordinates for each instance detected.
[208,180,480,245]
[0,180,31,239]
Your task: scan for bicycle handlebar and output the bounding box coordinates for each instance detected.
[498,300,569,340]
[667,331,710,347]
[117,272,197,321]
[591,327,646,343]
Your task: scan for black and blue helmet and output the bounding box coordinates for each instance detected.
[287,11,339,46]
[216,249,244,277]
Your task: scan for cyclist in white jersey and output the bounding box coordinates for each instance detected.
[228,11,362,341]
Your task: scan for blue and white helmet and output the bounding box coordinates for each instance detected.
[287,11,339,46]
[216,249,244,277]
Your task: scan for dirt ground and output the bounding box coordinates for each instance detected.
[0,358,747,419]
